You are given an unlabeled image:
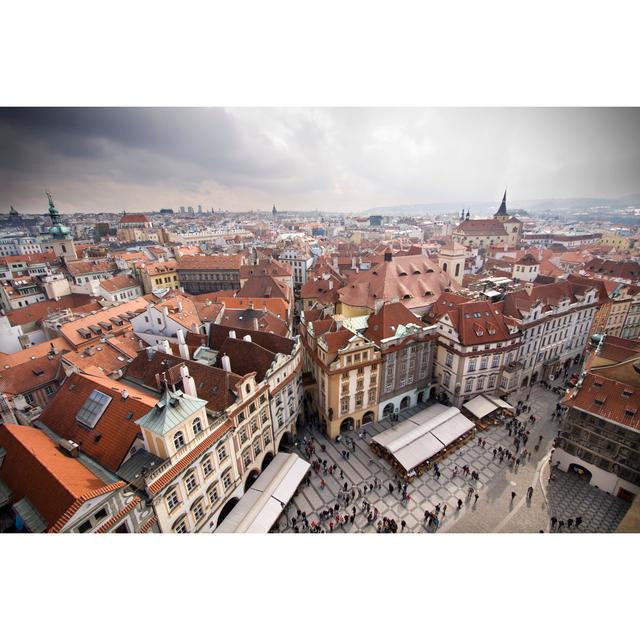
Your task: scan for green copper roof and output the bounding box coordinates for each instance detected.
[135,388,207,436]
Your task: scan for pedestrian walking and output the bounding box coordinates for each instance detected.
[527,486,533,500]
[511,491,516,501]
[401,520,406,532]
[568,518,574,529]
[575,516,582,528]
[320,478,325,489]
[474,493,479,503]
[558,520,565,531]
[442,504,447,517]
[457,498,463,510]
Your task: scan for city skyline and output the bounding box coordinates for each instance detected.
[2,107,640,214]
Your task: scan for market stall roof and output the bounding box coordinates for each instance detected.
[462,395,513,419]
[372,403,475,472]
[431,413,476,446]
[215,452,310,533]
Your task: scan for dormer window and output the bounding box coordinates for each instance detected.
[174,431,185,450]
[192,416,202,435]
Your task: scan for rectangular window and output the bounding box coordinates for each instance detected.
[174,519,188,533]
[468,358,477,372]
[491,355,500,368]
[202,457,213,477]
[166,490,180,511]
[239,428,248,445]
[465,379,473,392]
[253,439,262,456]
[445,352,453,367]
[207,484,219,504]
[192,501,204,522]
[443,372,451,388]
[476,377,485,390]
[243,449,252,467]
[44,384,56,396]
[341,397,349,413]
[222,473,232,490]
[217,445,227,462]
[185,474,198,493]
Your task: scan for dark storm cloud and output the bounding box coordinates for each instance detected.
[1,107,639,213]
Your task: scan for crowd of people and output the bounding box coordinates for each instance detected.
[276,383,573,534]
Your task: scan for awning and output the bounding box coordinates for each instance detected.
[372,403,476,472]
[431,413,476,446]
[13,498,47,533]
[463,395,514,418]
[215,452,310,533]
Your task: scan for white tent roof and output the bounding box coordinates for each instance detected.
[215,452,310,533]
[431,413,476,446]
[463,395,513,418]
[372,403,475,471]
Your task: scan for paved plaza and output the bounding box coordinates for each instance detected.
[546,468,630,533]
[276,382,631,533]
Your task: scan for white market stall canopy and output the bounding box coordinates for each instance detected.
[215,452,310,533]
[462,395,514,419]
[372,403,475,472]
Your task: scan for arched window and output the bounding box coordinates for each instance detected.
[245,383,250,394]
[442,263,448,272]
[174,431,185,451]
[455,263,460,277]
[192,416,202,435]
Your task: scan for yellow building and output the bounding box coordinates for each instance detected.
[601,234,632,252]
[300,314,381,438]
[138,259,180,293]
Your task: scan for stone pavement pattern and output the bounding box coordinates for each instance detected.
[546,468,630,533]
[276,383,630,534]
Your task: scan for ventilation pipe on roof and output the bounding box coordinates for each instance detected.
[221,354,231,372]
[229,330,237,339]
[243,335,252,342]
[177,329,190,360]
[180,364,197,397]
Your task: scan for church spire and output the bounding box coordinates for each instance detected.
[495,189,507,217]
[46,191,61,226]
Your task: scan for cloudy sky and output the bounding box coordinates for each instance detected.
[1,107,639,214]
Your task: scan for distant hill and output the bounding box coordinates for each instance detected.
[362,194,640,216]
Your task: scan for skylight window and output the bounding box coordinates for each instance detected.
[76,389,112,429]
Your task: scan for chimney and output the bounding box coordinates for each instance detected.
[221,354,231,372]
[161,339,172,354]
[243,334,252,342]
[248,300,254,310]
[252,317,259,331]
[351,256,356,269]
[328,279,333,290]
[138,339,145,351]
[177,299,183,312]
[162,305,169,317]
[229,330,237,339]
[332,256,338,269]
[180,364,197,397]
[121,389,129,400]
[177,329,190,360]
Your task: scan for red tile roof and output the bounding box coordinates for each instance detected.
[99,275,141,293]
[176,254,243,270]
[0,423,112,528]
[38,372,157,473]
[364,302,426,343]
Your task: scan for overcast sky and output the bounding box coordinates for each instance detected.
[1,107,639,214]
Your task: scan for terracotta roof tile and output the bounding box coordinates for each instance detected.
[38,372,157,473]
[0,423,112,528]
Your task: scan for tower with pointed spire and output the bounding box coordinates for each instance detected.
[493,189,522,247]
[42,192,77,260]
[494,189,508,219]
